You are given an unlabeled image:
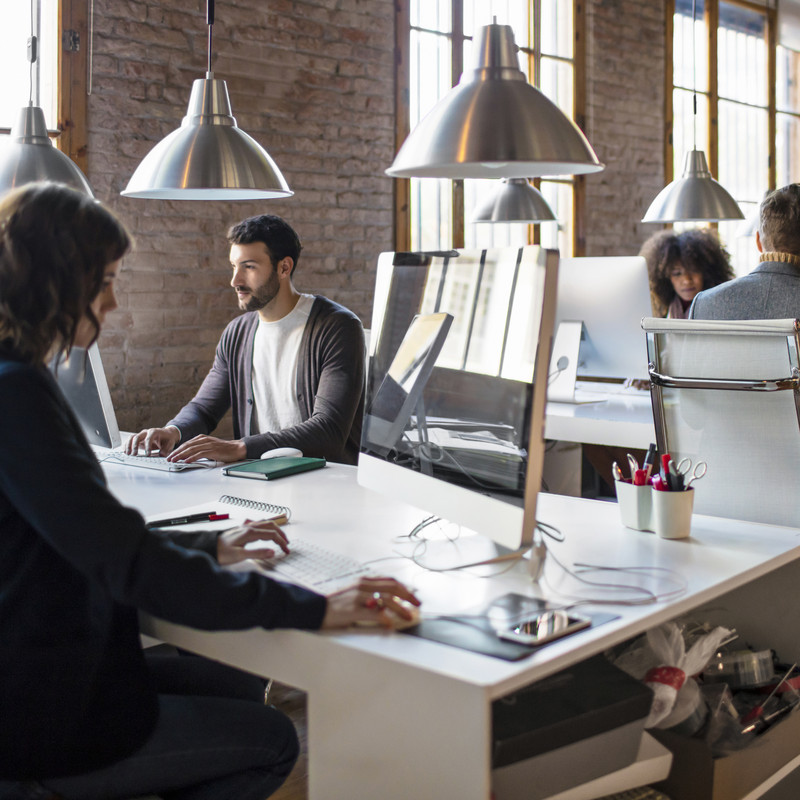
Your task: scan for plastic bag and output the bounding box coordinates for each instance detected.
[643,622,733,727]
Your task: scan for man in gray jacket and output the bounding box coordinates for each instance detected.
[126,215,365,465]
[690,183,800,320]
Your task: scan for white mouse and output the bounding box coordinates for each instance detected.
[260,447,304,459]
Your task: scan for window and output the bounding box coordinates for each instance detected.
[397,1,580,256]
[670,0,800,274]
[0,1,59,133]
[0,0,87,175]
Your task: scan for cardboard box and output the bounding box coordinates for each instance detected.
[652,707,800,800]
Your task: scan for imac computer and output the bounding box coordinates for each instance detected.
[549,256,652,403]
[358,246,559,570]
[50,344,121,450]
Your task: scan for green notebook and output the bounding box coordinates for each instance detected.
[223,456,326,481]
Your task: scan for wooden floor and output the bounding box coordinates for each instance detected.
[269,681,309,800]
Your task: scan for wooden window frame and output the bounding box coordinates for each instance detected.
[58,0,89,173]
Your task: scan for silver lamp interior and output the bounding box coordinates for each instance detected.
[386,22,604,180]
[122,1,292,200]
[471,178,557,223]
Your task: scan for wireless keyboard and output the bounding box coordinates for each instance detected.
[259,538,370,591]
[97,448,219,472]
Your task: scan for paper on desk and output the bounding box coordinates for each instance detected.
[144,500,289,532]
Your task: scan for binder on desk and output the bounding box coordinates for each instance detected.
[223,457,326,481]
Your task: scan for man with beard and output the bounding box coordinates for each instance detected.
[126,215,365,465]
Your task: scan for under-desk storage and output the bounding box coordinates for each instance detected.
[491,654,653,799]
[653,558,800,800]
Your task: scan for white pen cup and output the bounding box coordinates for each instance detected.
[615,480,653,532]
[651,487,694,540]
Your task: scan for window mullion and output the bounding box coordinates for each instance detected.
[707,0,720,176]
[766,3,777,191]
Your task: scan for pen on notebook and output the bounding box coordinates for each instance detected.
[146,512,229,529]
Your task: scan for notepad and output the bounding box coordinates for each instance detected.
[223,456,326,481]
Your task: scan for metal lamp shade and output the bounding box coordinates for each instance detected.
[0,105,93,195]
[122,76,292,200]
[642,149,744,223]
[386,23,603,180]
[472,178,556,223]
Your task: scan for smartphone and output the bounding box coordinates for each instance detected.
[497,609,591,646]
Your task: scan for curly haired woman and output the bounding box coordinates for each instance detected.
[640,228,735,318]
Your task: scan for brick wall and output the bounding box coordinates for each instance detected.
[85,0,666,434]
[583,0,667,256]
[88,0,395,433]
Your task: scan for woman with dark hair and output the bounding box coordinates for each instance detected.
[640,228,735,318]
[0,183,418,800]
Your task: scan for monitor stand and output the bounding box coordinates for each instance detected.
[548,321,607,405]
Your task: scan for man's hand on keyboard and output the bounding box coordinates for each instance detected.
[125,426,180,456]
[217,520,290,566]
[168,434,247,465]
[321,577,421,630]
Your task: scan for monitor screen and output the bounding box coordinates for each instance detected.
[358,246,558,564]
[549,256,652,402]
[50,344,121,450]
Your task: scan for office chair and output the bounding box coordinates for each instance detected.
[642,317,800,528]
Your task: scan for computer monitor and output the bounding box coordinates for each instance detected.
[358,246,559,569]
[50,344,121,449]
[549,256,652,403]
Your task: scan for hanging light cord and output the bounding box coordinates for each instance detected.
[206,0,215,76]
[27,0,39,107]
[692,0,698,150]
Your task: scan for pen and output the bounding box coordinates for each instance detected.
[643,443,657,480]
[146,512,229,529]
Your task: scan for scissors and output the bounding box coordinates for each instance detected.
[676,457,708,489]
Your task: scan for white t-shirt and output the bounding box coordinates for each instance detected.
[251,294,314,435]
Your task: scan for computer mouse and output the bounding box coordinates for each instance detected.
[260,447,304,459]
[355,599,421,631]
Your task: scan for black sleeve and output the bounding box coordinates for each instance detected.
[0,365,326,631]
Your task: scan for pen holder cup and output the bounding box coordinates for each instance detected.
[651,487,694,540]
[615,480,653,532]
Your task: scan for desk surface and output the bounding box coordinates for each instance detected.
[104,459,800,800]
[545,384,655,449]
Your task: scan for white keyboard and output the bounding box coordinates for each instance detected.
[260,539,370,591]
[96,448,219,472]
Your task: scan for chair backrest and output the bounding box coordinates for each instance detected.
[642,317,800,528]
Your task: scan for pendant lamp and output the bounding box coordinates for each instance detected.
[0,3,92,195]
[642,1,742,223]
[122,0,291,200]
[471,178,556,223]
[386,22,604,180]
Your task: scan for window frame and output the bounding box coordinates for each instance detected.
[58,0,89,174]
[394,1,587,256]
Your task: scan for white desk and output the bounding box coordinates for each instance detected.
[104,461,800,800]
[545,388,655,450]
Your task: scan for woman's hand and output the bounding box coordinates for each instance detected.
[216,520,289,566]
[321,576,421,630]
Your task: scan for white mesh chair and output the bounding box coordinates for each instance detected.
[642,317,800,528]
